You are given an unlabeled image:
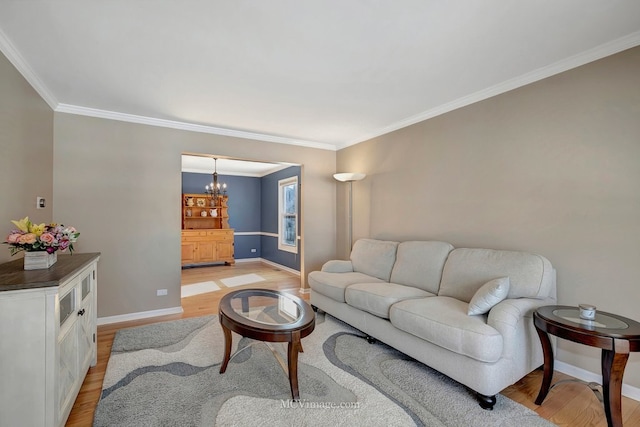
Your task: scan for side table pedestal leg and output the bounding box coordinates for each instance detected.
[535,325,554,405]
[601,339,629,427]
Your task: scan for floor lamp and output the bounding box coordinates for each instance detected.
[333,172,366,249]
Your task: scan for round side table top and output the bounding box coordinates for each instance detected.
[535,305,640,341]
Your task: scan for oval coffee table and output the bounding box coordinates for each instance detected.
[218,288,315,401]
[534,305,640,427]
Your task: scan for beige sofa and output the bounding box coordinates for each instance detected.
[308,239,556,409]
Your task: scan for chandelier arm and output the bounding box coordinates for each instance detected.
[204,157,227,200]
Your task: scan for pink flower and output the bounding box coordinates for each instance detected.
[39,232,56,245]
[18,233,37,244]
[5,218,79,257]
[6,233,23,244]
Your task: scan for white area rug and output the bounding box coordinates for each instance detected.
[181,281,221,298]
[94,313,555,427]
[221,273,266,288]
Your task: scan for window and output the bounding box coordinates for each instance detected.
[278,176,298,253]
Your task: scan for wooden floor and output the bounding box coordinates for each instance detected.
[65,261,640,426]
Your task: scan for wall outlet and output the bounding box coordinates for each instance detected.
[156,289,168,296]
[251,248,257,253]
[36,197,46,209]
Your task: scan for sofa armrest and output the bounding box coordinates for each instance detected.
[488,297,550,333]
[321,260,354,273]
[487,297,555,358]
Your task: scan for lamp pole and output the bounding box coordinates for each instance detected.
[333,173,366,250]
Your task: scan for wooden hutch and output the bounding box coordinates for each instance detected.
[181,193,234,266]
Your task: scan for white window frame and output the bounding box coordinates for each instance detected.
[278,176,298,253]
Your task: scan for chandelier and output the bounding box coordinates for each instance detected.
[205,158,227,199]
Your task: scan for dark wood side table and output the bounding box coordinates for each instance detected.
[218,288,315,401]
[534,305,640,427]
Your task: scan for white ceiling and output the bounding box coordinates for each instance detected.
[1,1,639,150]
[181,155,292,176]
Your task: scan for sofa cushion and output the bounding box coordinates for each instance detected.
[350,239,399,281]
[308,271,383,303]
[467,277,510,315]
[389,241,454,294]
[389,297,503,363]
[439,248,554,302]
[345,283,434,319]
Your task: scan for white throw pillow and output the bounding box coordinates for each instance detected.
[467,277,510,315]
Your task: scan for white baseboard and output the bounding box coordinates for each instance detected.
[235,257,301,276]
[555,360,640,402]
[257,258,301,276]
[234,257,262,263]
[97,306,184,326]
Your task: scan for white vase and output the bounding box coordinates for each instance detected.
[24,251,57,270]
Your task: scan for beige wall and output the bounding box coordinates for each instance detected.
[0,52,53,264]
[337,46,640,387]
[53,114,336,318]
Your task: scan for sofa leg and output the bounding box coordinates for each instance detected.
[477,393,496,410]
[365,335,377,344]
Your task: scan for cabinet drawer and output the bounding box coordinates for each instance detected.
[206,232,233,240]
[182,231,208,237]
[182,235,206,242]
[207,234,233,242]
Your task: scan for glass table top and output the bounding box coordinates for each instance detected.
[553,308,629,330]
[229,290,303,326]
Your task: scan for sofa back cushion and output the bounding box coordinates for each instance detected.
[439,248,554,302]
[350,239,399,281]
[389,241,454,293]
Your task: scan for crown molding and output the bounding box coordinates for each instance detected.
[337,31,640,150]
[55,103,337,151]
[0,25,332,150]
[3,20,638,153]
[0,27,58,109]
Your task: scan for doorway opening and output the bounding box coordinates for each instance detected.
[179,153,303,302]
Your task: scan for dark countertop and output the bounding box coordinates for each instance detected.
[0,252,101,292]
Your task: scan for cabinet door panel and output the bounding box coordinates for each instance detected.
[78,270,94,372]
[197,242,217,262]
[59,289,75,327]
[78,300,93,373]
[217,242,233,259]
[58,322,79,422]
[81,273,91,300]
[181,242,197,264]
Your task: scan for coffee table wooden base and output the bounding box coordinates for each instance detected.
[218,324,305,401]
[217,289,315,402]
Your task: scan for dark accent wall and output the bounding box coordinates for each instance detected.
[181,166,301,270]
[260,166,301,270]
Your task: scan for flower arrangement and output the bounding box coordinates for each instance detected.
[4,217,80,256]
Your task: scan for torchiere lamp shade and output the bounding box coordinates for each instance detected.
[333,172,366,182]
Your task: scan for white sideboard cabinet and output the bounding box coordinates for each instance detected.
[0,253,100,427]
